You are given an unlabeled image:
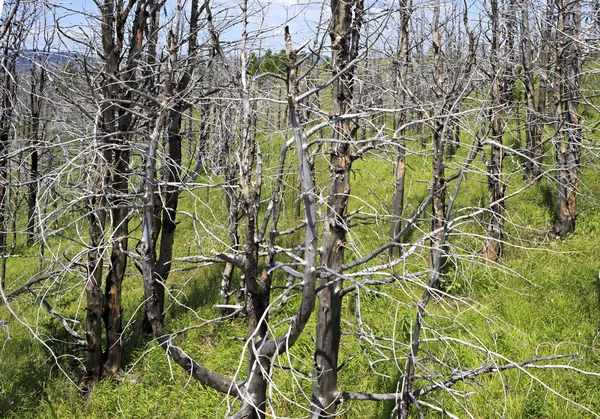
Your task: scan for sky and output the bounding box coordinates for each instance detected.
[48,0,333,53]
[0,0,496,56]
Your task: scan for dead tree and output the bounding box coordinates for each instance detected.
[154,0,203,317]
[0,0,26,286]
[137,22,321,418]
[429,0,448,283]
[390,0,413,256]
[25,23,52,246]
[400,2,477,415]
[551,0,581,237]
[312,0,364,417]
[84,0,166,387]
[521,0,543,182]
[483,0,506,261]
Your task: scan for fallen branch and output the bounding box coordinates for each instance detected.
[338,353,579,403]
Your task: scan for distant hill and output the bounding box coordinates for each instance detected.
[16,50,79,69]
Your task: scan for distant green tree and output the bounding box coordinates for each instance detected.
[247,49,287,76]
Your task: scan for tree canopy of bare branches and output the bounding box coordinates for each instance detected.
[1,0,600,418]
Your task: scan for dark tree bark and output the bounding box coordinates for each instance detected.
[0,41,16,289]
[86,0,162,383]
[140,0,203,330]
[85,0,121,385]
[84,146,109,388]
[0,1,25,287]
[429,0,447,280]
[312,0,363,417]
[536,0,553,156]
[390,0,412,256]
[137,1,244,408]
[140,100,242,403]
[154,0,201,318]
[102,0,153,376]
[552,0,581,237]
[483,0,506,261]
[138,22,320,418]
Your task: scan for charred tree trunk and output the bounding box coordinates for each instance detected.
[140,101,241,408]
[84,130,109,389]
[102,0,152,374]
[483,0,506,261]
[390,0,412,256]
[86,0,159,382]
[142,0,201,325]
[533,0,554,172]
[312,1,363,417]
[102,140,130,375]
[429,0,447,281]
[0,44,15,287]
[552,0,581,237]
[401,2,445,415]
[84,0,122,385]
[154,108,183,317]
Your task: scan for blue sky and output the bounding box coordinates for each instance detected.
[7,0,495,56]
[49,0,331,53]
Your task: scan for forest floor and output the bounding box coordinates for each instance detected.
[1,131,600,418]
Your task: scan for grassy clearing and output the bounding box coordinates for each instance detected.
[1,119,600,418]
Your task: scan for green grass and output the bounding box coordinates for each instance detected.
[2,109,600,418]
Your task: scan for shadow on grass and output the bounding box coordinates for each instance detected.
[0,325,73,418]
[166,264,227,320]
[539,182,555,217]
[377,371,400,418]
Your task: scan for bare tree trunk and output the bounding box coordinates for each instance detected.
[103,0,152,374]
[219,102,241,309]
[198,101,210,173]
[140,100,241,406]
[221,169,239,314]
[238,3,268,416]
[532,0,554,176]
[154,109,182,316]
[312,1,363,417]
[521,0,541,182]
[84,0,130,385]
[552,0,581,237]
[0,46,15,288]
[84,123,109,388]
[26,53,45,246]
[140,8,163,335]
[401,3,445,414]
[429,0,447,280]
[483,0,505,261]
[142,0,201,325]
[276,85,284,130]
[84,0,157,380]
[390,0,412,256]
[102,142,130,375]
